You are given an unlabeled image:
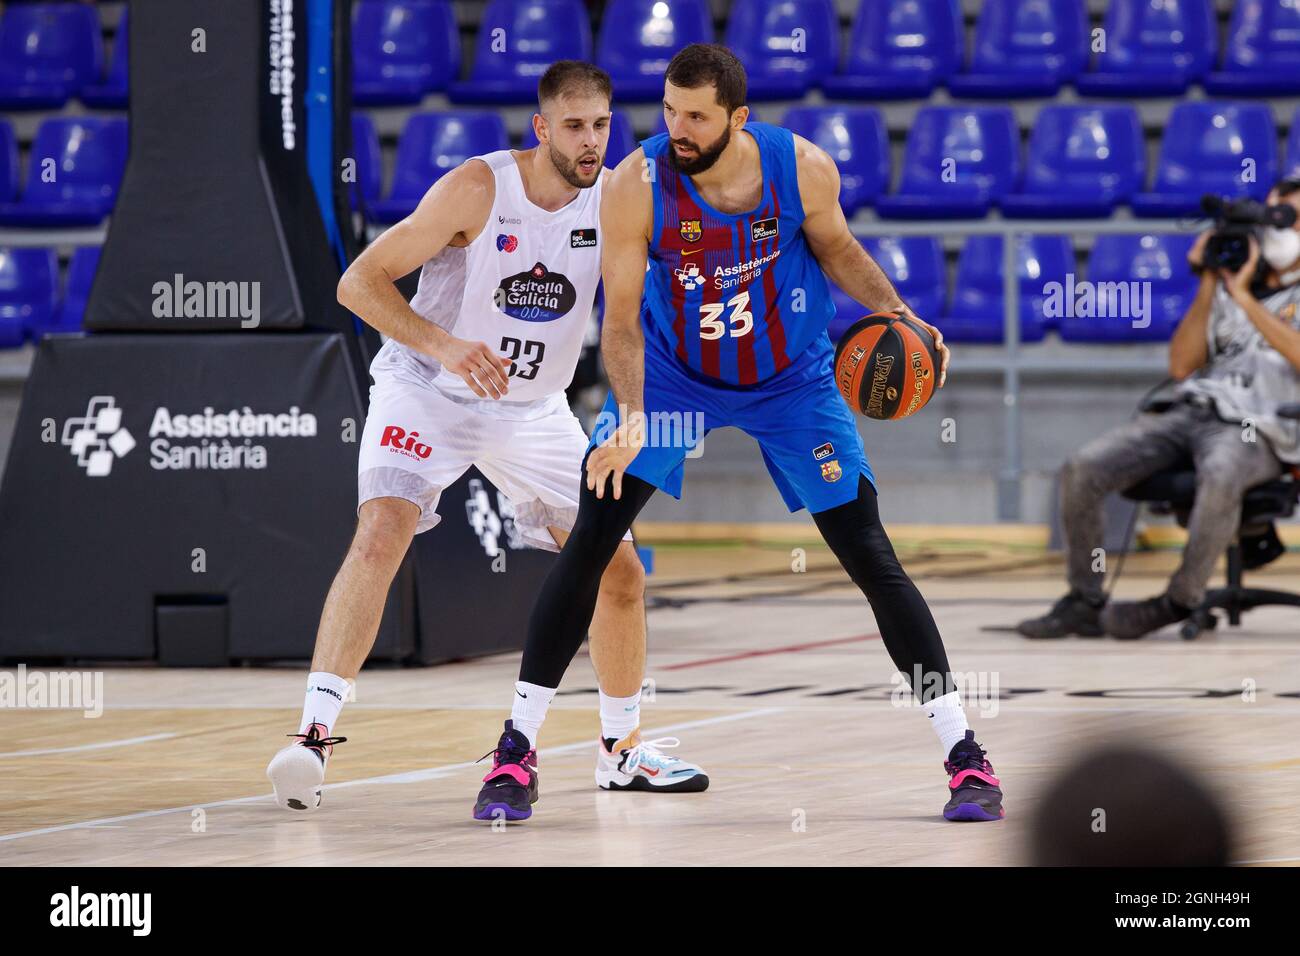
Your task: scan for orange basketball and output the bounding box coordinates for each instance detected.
[834,310,939,421]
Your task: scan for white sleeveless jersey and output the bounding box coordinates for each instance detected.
[370,150,604,407]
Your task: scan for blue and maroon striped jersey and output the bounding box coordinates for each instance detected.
[640,122,835,386]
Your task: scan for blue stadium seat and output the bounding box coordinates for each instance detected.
[828,237,945,340]
[596,0,713,101]
[51,246,101,337]
[1131,103,1278,217]
[450,0,593,104]
[0,122,17,204]
[723,0,838,100]
[1205,0,1300,95]
[520,111,638,169]
[82,10,129,109]
[1074,0,1215,96]
[352,0,459,105]
[0,248,58,348]
[940,235,1072,344]
[1058,234,1197,342]
[948,0,1088,99]
[874,107,1020,220]
[782,107,888,216]
[1000,106,1144,218]
[1286,107,1300,177]
[350,113,383,214]
[368,112,510,224]
[0,3,103,110]
[0,118,129,227]
[822,0,962,100]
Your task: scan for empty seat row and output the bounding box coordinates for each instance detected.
[0,236,1200,349]
[6,0,1299,110]
[785,101,1297,218]
[0,5,128,110]
[1,100,1295,229]
[0,246,99,348]
[822,0,1278,100]
[346,102,1300,225]
[348,0,1300,106]
[875,101,1287,220]
[827,234,1199,345]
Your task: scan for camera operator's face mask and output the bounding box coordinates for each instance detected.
[1260,224,1300,272]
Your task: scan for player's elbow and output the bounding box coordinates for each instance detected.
[337,264,369,312]
[336,268,356,310]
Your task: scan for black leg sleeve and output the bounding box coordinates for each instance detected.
[812,476,955,702]
[517,471,657,688]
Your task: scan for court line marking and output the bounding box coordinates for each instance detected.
[772,703,1300,717]
[40,701,1300,717]
[659,633,880,670]
[0,732,178,759]
[0,708,781,845]
[1233,855,1300,865]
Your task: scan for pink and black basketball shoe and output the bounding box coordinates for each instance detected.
[473,720,538,822]
[943,730,1005,822]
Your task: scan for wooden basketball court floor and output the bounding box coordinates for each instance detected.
[3,536,1299,867]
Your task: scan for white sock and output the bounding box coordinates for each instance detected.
[925,690,970,756]
[509,681,556,749]
[598,688,641,744]
[299,671,351,734]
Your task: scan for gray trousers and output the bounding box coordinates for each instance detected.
[1062,401,1283,607]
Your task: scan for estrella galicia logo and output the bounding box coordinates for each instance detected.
[570,228,597,249]
[752,217,778,242]
[496,234,518,253]
[495,262,576,322]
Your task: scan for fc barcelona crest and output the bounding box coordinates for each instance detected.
[679,219,702,243]
[820,459,843,483]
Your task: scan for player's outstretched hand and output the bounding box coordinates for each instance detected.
[586,416,646,500]
[898,306,949,389]
[438,336,512,399]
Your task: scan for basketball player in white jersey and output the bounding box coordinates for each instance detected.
[266,62,707,819]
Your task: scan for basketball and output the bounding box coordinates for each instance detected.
[834,310,940,420]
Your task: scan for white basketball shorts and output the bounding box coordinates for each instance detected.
[357,368,627,552]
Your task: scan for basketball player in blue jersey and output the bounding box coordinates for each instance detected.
[480,44,1006,823]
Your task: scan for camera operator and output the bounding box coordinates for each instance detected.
[1018,177,1300,640]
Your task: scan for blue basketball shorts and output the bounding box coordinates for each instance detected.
[588,332,875,514]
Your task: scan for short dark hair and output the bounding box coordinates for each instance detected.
[665,43,747,114]
[1277,176,1300,198]
[537,60,612,109]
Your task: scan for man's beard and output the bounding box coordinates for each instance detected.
[548,143,602,188]
[667,125,731,175]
